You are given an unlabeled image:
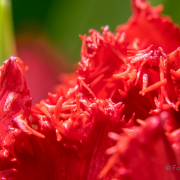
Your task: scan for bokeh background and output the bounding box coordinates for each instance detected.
[0,0,179,103]
[12,0,167,64]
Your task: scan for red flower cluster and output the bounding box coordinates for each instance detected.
[1,0,180,179]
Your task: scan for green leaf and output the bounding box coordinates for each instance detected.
[0,0,16,64]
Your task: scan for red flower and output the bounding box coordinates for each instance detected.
[1,0,180,179]
[0,57,44,179]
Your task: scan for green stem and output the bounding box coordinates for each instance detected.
[0,0,16,64]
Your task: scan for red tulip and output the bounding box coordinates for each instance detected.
[1,0,180,179]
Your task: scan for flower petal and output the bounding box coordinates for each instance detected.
[116,0,180,53]
[101,113,180,179]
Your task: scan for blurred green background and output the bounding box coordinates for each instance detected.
[10,0,176,64]
[1,0,179,64]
